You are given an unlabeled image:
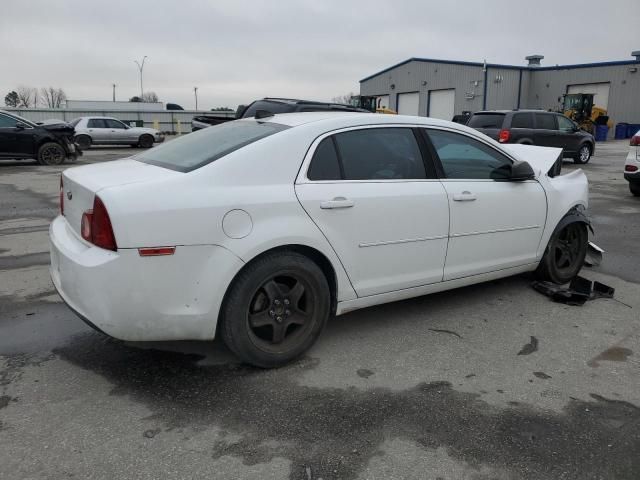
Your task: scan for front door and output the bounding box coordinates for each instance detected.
[104,119,129,143]
[295,126,449,297]
[534,113,563,149]
[424,128,547,280]
[0,113,35,158]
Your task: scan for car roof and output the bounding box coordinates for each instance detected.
[473,109,554,114]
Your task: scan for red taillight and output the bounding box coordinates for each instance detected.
[80,196,117,251]
[630,136,640,146]
[59,175,64,216]
[498,129,511,143]
[626,165,638,172]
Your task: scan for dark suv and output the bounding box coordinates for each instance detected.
[192,98,368,131]
[467,110,595,164]
[0,110,79,165]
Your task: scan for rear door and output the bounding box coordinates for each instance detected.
[86,118,110,144]
[533,113,561,148]
[424,128,546,280]
[295,126,449,297]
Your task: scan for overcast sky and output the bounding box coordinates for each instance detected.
[2,0,638,110]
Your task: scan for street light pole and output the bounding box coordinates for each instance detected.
[134,56,148,99]
[112,83,116,102]
[194,86,198,110]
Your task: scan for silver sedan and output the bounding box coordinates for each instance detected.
[71,116,164,149]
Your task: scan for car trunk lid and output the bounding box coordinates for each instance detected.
[61,159,178,239]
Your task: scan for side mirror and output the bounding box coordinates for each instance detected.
[491,161,535,181]
[15,122,26,130]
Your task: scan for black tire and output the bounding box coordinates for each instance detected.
[630,182,640,197]
[37,142,66,165]
[536,222,588,284]
[573,144,591,164]
[220,251,330,368]
[75,135,91,151]
[138,134,154,148]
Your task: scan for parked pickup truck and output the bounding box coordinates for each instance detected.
[191,97,367,131]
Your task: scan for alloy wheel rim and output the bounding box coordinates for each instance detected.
[580,147,589,162]
[553,224,582,271]
[247,275,314,351]
[42,146,63,164]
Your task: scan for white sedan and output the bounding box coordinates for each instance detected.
[624,129,640,196]
[71,116,164,149]
[50,112,590,367]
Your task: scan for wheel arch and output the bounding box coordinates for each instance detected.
[221,243,341,317]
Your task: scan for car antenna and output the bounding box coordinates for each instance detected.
[254,110,274,120]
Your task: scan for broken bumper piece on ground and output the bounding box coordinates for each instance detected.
[531,276,615,306]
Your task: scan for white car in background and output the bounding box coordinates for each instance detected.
[50,112,590,367]
[624,129,640,196]
[71,116,164,149]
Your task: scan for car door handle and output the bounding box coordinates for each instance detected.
[452,191,477,201]
[320,197,355,209]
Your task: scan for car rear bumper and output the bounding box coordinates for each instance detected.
[49,215,244,341]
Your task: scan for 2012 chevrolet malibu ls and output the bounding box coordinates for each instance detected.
[50,112,590,367]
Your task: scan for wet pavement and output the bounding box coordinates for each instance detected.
[1,142,639,479]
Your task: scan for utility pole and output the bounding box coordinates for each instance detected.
[112,84,116,102]
[134,56,148,99]
[194,87,198,110]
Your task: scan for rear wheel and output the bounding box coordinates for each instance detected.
[138,134,154,148]
[220,251,330,368]
[75,135,91,150]
[574,144,591,164]
[536,222,588,284]
[37,142,66,165]
[630,182,640,197]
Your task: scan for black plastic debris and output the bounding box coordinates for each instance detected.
[531,276,615,306]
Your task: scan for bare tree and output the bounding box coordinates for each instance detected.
[16,86,38,108]
[331,92,355,105]
[40,87,67,108]
[141,91,159,103]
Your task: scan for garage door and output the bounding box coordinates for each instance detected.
[376,95,390,109]
[428,89,455,121]
[567,83,610,110]
[397,92,420,116]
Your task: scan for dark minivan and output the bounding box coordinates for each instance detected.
[468,110,595,164]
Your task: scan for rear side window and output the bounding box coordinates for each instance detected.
[135,120,289,172]
[535,114,557,130]
[510,113,534,129]
[87,119,107,128]
[467,113,505,129]
[335,128,426,180]
[308,138,341,180]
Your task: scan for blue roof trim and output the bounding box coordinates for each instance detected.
[360,57,640,83]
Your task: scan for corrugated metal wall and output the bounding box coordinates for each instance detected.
[523,64,640,124]
[4,108,235,133]
[361,59,640,133]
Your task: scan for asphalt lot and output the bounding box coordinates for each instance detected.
[1,141,639,480]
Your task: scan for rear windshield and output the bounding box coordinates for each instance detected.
[135,120,289,172]
[467,113,505,129]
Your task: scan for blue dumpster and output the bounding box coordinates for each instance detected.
[615,123,628,139]
[595,125,609,142]
[627,124,640,138]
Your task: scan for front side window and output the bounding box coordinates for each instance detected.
[535,114,557,130]
[105,119,126,129]
[87,119,107,128]
[557,115,575,132]
[426,129,512,180]
[135,120,289,172]
[0,114,19,128]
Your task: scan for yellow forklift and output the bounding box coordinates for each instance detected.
[561,93,611,133]
[349,95,397,114]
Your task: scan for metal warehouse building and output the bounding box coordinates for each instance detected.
[360,52,640,134]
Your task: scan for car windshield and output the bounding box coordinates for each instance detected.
[134,120,289,172]
[467,113,505,129]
